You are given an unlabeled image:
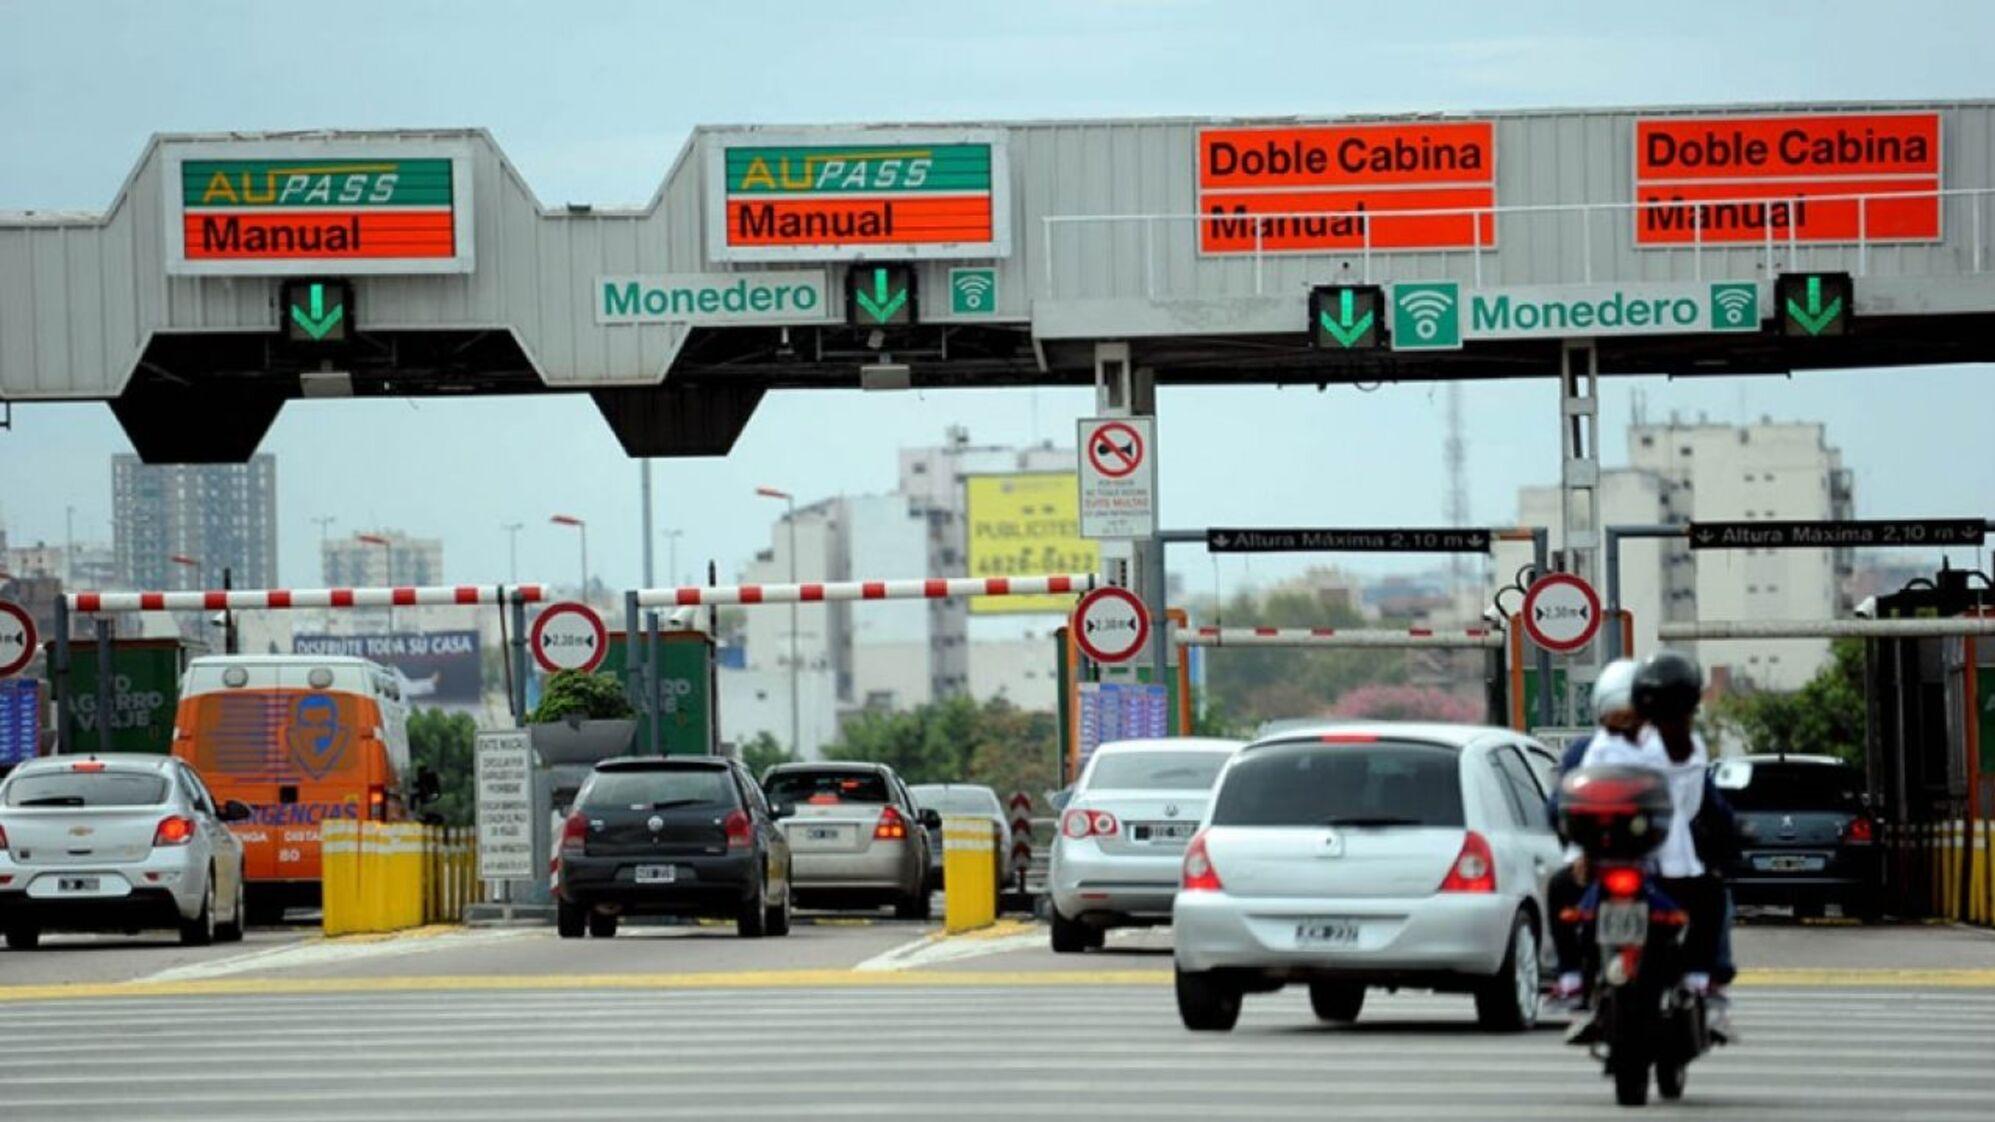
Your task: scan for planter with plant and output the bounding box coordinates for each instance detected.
[528,670,639,765]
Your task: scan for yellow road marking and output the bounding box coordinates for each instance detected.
[4,965,1994,1004]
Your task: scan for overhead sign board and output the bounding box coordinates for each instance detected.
[963,473,1100,616]
[1390,280,1761,351]
[474,730,534,880]
[0,600,36,678]
[596,271,832,325]
[1522,572,1602,654]
[1072,587,1150,665]
[705,129,1012,262]
[1078,417,1157,539]
[530,601,607,674]
[1196,121,1497,254]
[1206,528,1492,553]
[165,143,475,275]
[1689,519,1986,550]
[1634,112,1941,246]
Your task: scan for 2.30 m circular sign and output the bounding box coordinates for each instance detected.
[530,601,607,674]
[1521,572,1602,654]
[1071,586,1150,665]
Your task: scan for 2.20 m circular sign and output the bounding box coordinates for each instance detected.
[530,601,608,674]
[1071,586,1150,665]
[1521,572,1602,654]
[0,600,37,678]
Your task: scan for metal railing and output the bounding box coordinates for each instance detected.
[1040,186,1995,300]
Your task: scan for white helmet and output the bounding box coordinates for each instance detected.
[1591,658,1640,716]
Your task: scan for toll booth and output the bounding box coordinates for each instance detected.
[1864,569,1994,918]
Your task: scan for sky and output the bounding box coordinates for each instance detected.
[1,0,1992,598]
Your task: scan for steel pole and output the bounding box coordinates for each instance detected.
[641,459,655,590]
[93,616,112,754]
[1533,528,1554,727]
[53,596,70,754]
[645,610,661,756]
[787,498,800,756]
[509,595,529,727]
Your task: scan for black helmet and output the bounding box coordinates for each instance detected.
[1632,649,1703,720]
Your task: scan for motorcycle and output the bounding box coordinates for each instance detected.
[1557,767,1717,1108]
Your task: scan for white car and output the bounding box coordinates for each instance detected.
[0,754,251,949]
[1173,723,1564,1032]
[1049,737,1246,952]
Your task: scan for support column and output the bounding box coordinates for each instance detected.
[1559,341,1602,723]
[508,595,530,728]
[1093,343,1168,681]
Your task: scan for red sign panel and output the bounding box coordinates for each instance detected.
[1196,122,1497,254]
[1633,113,1941,246]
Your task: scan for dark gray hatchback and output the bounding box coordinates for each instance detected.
[1712,754,1882,920]
[554,757,795,939]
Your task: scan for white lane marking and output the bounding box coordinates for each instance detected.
[851,928,1046,972]
[141,929,533,983]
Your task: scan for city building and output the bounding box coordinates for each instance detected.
[321,531,444,588]
[1495,418,1853,691]
[112,455,277,592]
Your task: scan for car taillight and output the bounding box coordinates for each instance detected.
[1437,830,1496,893]
[152,816,196,847]
[874,806,907,840]
[1601,866,1644,900]
[1845,817,1875,845]
[724,809,753,850]
[1060,809,1119,839]
[559,812,587,856]
[1181,831,1223,892]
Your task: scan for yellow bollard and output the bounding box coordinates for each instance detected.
[942,816,998,934]
[320,819,361,936]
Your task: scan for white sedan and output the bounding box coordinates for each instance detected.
[1173,723,1564,1032]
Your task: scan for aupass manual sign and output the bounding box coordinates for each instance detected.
[1390,279,1761,351]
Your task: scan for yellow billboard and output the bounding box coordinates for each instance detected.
[964,472,1099,615]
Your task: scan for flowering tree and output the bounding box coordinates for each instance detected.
[1332,684,1483,724]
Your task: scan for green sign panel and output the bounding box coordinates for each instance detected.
[1521,667,1585,727]
[181,158,454,208]
[1391,281,1464,350]
[723,145,992,195]
[65,642,189,754]
[604,634,714,757]
[281,279,351,342]
[949,267,997,316]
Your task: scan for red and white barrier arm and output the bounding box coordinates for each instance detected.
[66,584,549,614]
[634,573,1099,609]
[1180,626,1503,649]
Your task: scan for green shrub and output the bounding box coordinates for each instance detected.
[530,670,635,723]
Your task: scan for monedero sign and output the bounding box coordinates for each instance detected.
[164,142,475,275]
[1389,280,1762,351]
[595,272,832,324]
[704,129,1011,262]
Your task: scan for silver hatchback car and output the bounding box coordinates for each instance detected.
[1173,724,1564,1032]
[764,762,939,919]
[0,754,252,949]
[1049,737,1245,952]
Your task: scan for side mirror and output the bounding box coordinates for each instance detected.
[773,801,797,820]
[920,808,943,831]
[1047,788,1072,812]
[219,799,254,823]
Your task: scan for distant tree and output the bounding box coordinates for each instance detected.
[1711,639,1867,765]
[1192,587,1419,726]
[739,731,796,778]
[822,696,1059,800]
[407,708,478,826]
[1332,683,1484,724]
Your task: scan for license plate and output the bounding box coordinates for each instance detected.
[1597,901,1650,946]
[634,865,677,884]
[805,827,842,842]
[58,877,101,893]
[1133,823,1197,843]
[1758,854,1824,872]
[1294,919,1360,947]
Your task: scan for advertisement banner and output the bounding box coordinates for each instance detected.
[291,631,483,706]
[964,473,1100,615]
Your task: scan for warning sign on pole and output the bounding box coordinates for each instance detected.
[1521,573,1602,654]
[1077,417,1156,539]
[530,601,607,673]
[0,601,36,679]
[1072,586,1150,665]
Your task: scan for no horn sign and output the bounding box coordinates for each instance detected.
[1078,417,1156,539]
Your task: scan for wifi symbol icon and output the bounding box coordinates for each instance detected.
[950,268,998,315]
[1391,282,1462,350]
[1709,282,1758,331]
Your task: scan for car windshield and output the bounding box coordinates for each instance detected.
[3,771,171,808]
[1084,751,1232,792]
[1210,742,1464,827]
[767,770,892,805]
[1714,761,1864,812]
[912,787,999,815]
[582,767,735,811]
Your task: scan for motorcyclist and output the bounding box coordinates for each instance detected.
[1544,658,1642,1009]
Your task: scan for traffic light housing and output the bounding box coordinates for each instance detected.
[1308,285,1385,350]
[846,264,917,328]
[1775,272,1852,338]
[279,279,353,343]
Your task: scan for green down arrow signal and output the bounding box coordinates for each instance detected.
[290,283,345,341]
[1785,275,1843,336]
[853,267,909,324]
[1318,288,1375,348]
